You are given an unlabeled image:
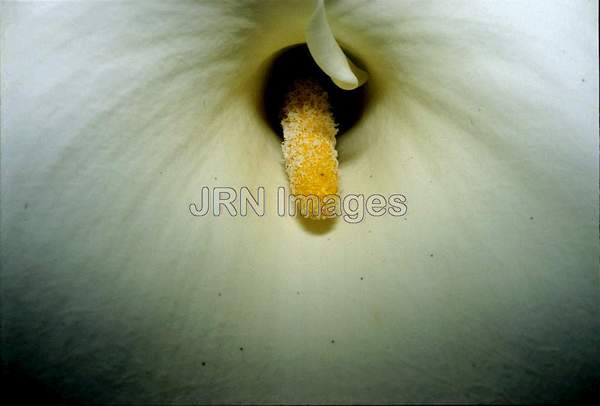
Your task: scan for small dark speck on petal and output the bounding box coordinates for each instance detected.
[430,254,434,258]
[297,291,300,295]
[240,347,244,351]
[331,340,335,344]
[582,78,586,82]
[218,292,221,296]
[214,177,218,181]
[202,362,206,366]
[360,277,364,280]
[530,216,534,220]
[24,203,28,209]
[369,174,373,178]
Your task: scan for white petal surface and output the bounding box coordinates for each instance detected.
[305,0,368,89]
[1,0,598,404]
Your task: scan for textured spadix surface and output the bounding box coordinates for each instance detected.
[1,0,598,403]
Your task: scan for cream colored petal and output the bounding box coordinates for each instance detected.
[1,0,598,404]
[305,0,368,89]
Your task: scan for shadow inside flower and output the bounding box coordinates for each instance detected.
[297,216,337,235]
[260,43,368,141]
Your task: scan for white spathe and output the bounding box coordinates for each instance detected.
[1,0,598,403]
[306,0,369,89]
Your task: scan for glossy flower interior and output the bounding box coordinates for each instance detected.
[1,1,597,404]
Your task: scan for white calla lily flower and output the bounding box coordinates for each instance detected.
[1,0,598,403]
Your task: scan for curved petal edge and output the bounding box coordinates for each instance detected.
[305,0,368,90]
